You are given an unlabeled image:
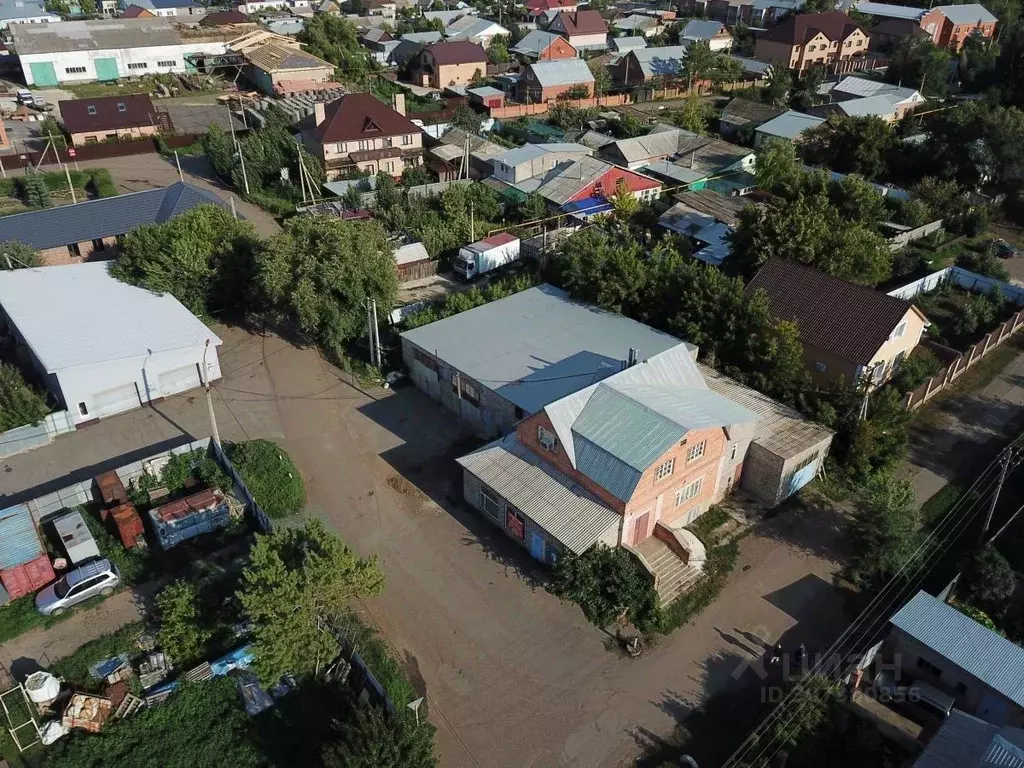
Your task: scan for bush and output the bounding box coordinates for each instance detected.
[959,546,1016,617]
[81,506,150,584]
[156,580,212,667]
[88,168,119,198]
[548,544,660,633]
[0,362,49,431]
[686,505,731,545]
[956,250,1010,281]
[244,190,295,216]
[890,348,942,393]
[225,439,305,519]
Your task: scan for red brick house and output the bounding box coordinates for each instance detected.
[754,12,869,73]
[518,58,594,102]
[409,40,487,88]
[856,2,996,51]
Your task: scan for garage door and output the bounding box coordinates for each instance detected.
[92,383,141,419]
[94,58,119,82]
[29,62,58,87]
[158,364,201,397]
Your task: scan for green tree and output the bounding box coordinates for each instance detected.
[754,136,801,195]
[960,547,1017,616]
[256,216,398,358]
[450,104,483,134]
[487,35,509,63]
[79,0,97,13]
[672,94,713,134]
[548,544,660,632]
[0,363,49,431]
[847,472,920,588]
[110,204,260,316]
[517,192,548,221]
[237,519,385,686]
[341,184,364,211]
[44,0,69,14]
[802,115,895,180]
[763,66,792,107]
[225,439,305,519]
[890,348,941,392]
[156,581,211,668]
[22,170,51,209]
[322,700,437,768]
[611,111,648,139]
[0,240,41,269]
[771,676,844,749]
[589,59,611,96]
[887,35,953,97]
[547,102,597,131]
[298,14,378,83]
[608,178,639,222]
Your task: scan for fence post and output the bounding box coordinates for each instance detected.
[923,377,933,402]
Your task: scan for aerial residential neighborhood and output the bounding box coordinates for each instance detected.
[0,0,1021,765]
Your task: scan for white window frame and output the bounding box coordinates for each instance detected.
[675,477,702,506]
[538,425,558,451]
[654,458,675,481]
[687,441,706,462]
[892,321,907,339]
[479,486,502,520]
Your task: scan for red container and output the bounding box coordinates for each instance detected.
[110,503,145,550]
[95,471,129,521]
[1,554,56,599]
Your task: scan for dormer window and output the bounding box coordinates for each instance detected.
[362,117,382,134]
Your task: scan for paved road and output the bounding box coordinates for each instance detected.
[0,325,850,768]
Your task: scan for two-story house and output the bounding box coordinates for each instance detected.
[302,92,424,180]
[400,285,834,602]
[855,2,996,51]
[546,9,608,50]
[746,259,928,389]
[510,29,578,60]
[410,40,487,88]
[754,12,869,73]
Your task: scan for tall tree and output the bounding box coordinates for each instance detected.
[802,115,895,180]
[322,699,437,768]
[256,216,397,357]
[847,471,920,588]
[156,581,211,668]
[887,36,953,97]
[754,136,801,195]
[21,170,51,209]
[0,240,41,270]
[0,363,49,431]
[236,519,385,686]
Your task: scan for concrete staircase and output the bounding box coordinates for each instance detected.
[635,535,703,607]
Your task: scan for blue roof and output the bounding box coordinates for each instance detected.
[0,504,43,570]
[682,19,726,40]
[0,182,229,251]
[0,0,57,20]
[891,591,1024,708]
[561,196,612,215]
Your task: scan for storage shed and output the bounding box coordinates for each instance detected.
[51,510,101,565]
[148,488,231,549]
[0,262,222,425]
[0,503,54,601]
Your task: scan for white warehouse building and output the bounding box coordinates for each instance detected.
[0,262,222,425]
[10,18,227,87]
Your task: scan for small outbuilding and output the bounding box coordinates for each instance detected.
[0,262,222,425]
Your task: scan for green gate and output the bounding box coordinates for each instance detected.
[28,62,57,87]
[94,58,118,81]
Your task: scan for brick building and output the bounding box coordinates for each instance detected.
[58,93,164,147]
[401,285,833,583]
[754,12,869,73]
[510,29,578,60]
[410,40,487,88]
[518,57,594,102]
[0,182,229,266]
[855,2,997,51]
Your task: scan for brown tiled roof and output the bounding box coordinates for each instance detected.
[553,9,608,35]
[424,40,486,65]
[745,259,920,365]
[200,9,248,25]
[315,92,421,143]
[759,12,866,45]
[59,94,157,134]
[120,5,153,17]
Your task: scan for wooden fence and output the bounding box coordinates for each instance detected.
[5,133,200,171]
[397,258,441,283]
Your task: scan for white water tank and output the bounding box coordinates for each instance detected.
[25,671,61,705]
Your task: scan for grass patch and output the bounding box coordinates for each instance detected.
[243,190,295,217]
[656,540,741,634]
[225,439,305,519]
[0,591,112,646]
[49,621,146,689]
[686,505,731,546]
[920,482,971,527]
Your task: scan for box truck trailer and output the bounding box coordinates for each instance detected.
[452,233,520,280]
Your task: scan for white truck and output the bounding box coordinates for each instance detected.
[452,233,521,281]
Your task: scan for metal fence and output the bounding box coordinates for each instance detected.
[888,266,1024,305]
[0,410,74,460]
[211,440,273,534]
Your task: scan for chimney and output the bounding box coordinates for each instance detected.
[393,93,406,116]
[314,101,326,127]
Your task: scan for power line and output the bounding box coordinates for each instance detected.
[723,437,1024,767]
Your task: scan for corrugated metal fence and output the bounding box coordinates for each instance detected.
[211,440,273,534]
[0,410,74,460]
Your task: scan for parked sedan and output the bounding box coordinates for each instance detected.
[35,559,120,616]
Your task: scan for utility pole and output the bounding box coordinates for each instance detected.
[174,150,184,182]
[3,253,11,270]
[238,144,250,195]
[470,200,475,241]
[64,163,77,204]
[0,154,7,180]
[366,297,379,367]
[229,195,238,219]
[980,447,1012,545]
[201,339,221,449]
[371,299,381,369]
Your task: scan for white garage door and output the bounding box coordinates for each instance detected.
[92,383,141,418]
[158,364,201,397]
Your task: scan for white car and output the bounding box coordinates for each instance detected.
[35,559,120,616]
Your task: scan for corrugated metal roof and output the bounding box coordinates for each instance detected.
[528,58,595,87]
[574,385,685,471]
[641,160,707,185]
[0,503,43,570]
[682,20,727,40]
[632,45,689,78]
[574,434,644,501]
[728,55,772,75]
[914,710,1024,768]
[891,592,1024,708]
[10,18,182,55]
[604,126,695,164]
[401,284,685,413]
[456,433,619,554]
[0,262,221,373]
[834,76,918,100]
[838,93,907,118]
[755,110,825,140]
[401,31,443,44]
[935,3,997,23]
[511,29,562,56]
[611,35,647,51]
[394,242,429,265]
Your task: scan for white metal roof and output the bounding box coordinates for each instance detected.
[528,58,595,87]
[756,110,824,140]
[610,35,647,51]
[457,433,619,554]
[833,75,919,100]
[854,1,925,19]
[0,262,221,373]
[914,710,1024,768]
[838,93,911,117]
[401,284,685,413]
[631,44,690,77]
[682,19,727,40]
[934,3,997,23]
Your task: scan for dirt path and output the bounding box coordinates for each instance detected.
[0,589,145,673]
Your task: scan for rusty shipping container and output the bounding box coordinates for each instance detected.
[1,553,56,600]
